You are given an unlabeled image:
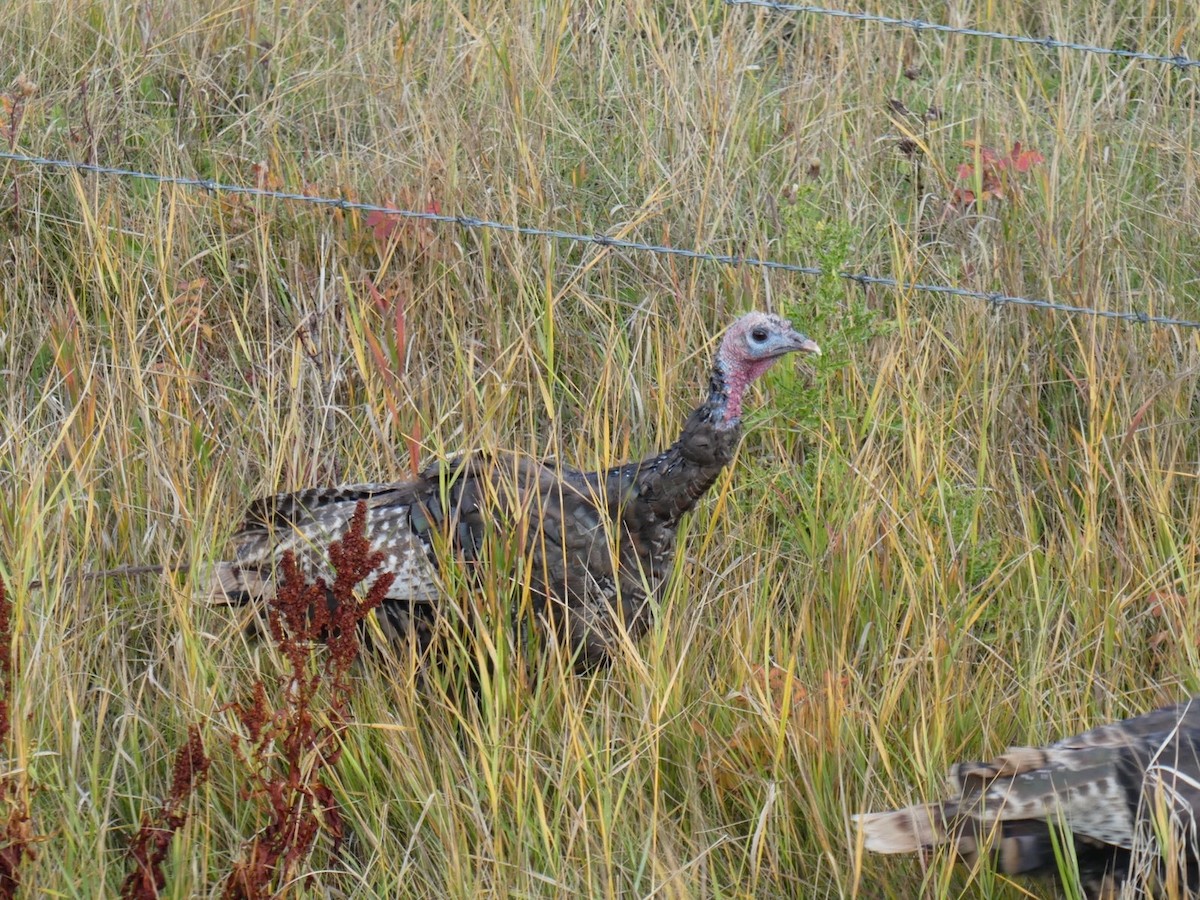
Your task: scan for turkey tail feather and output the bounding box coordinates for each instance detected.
[204,561,263,606]
[854,806,947,853]
[856,806,1072,875]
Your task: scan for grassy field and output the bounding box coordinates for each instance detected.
[1,0,1199,896]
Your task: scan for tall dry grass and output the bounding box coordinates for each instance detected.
[0,0,1199,895]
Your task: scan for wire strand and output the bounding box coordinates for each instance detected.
[3,150,1198,331]
[725,0,1200,69]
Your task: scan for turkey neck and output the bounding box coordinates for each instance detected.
[607,361,744,527]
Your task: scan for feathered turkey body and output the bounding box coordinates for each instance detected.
[856,698,1200,898]
[209,312,819,669]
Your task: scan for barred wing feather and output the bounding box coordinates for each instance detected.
[856,699,1200,897]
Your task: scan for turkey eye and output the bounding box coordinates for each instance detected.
[751,328,769,342]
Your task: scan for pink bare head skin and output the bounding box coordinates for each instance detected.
[714,311,820,425]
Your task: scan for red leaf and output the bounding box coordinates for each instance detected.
[1012,148,1046,173]
[366,278,389,314]
[977,145,1003,167]
[364,329,392,377]
[365,208,399,243]
[406,422,422,478]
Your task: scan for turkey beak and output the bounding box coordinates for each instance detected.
[793,334,821,356]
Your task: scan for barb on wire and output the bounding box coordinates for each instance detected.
[726,0,1200,70]
[2,149,1198,331]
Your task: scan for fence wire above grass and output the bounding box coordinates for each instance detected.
[726,0,1200,70]
[2,150,1199,332]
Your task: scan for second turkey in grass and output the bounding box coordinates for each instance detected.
[856,698,1200,898]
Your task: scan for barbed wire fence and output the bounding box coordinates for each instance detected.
[4,150,1197,332]
[2,1,1198,334]
[724,0,1200,70]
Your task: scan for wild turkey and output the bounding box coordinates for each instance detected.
[855,698,1200,898]
[208,311,820,670]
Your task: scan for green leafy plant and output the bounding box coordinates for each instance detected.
[772,183,893,431]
